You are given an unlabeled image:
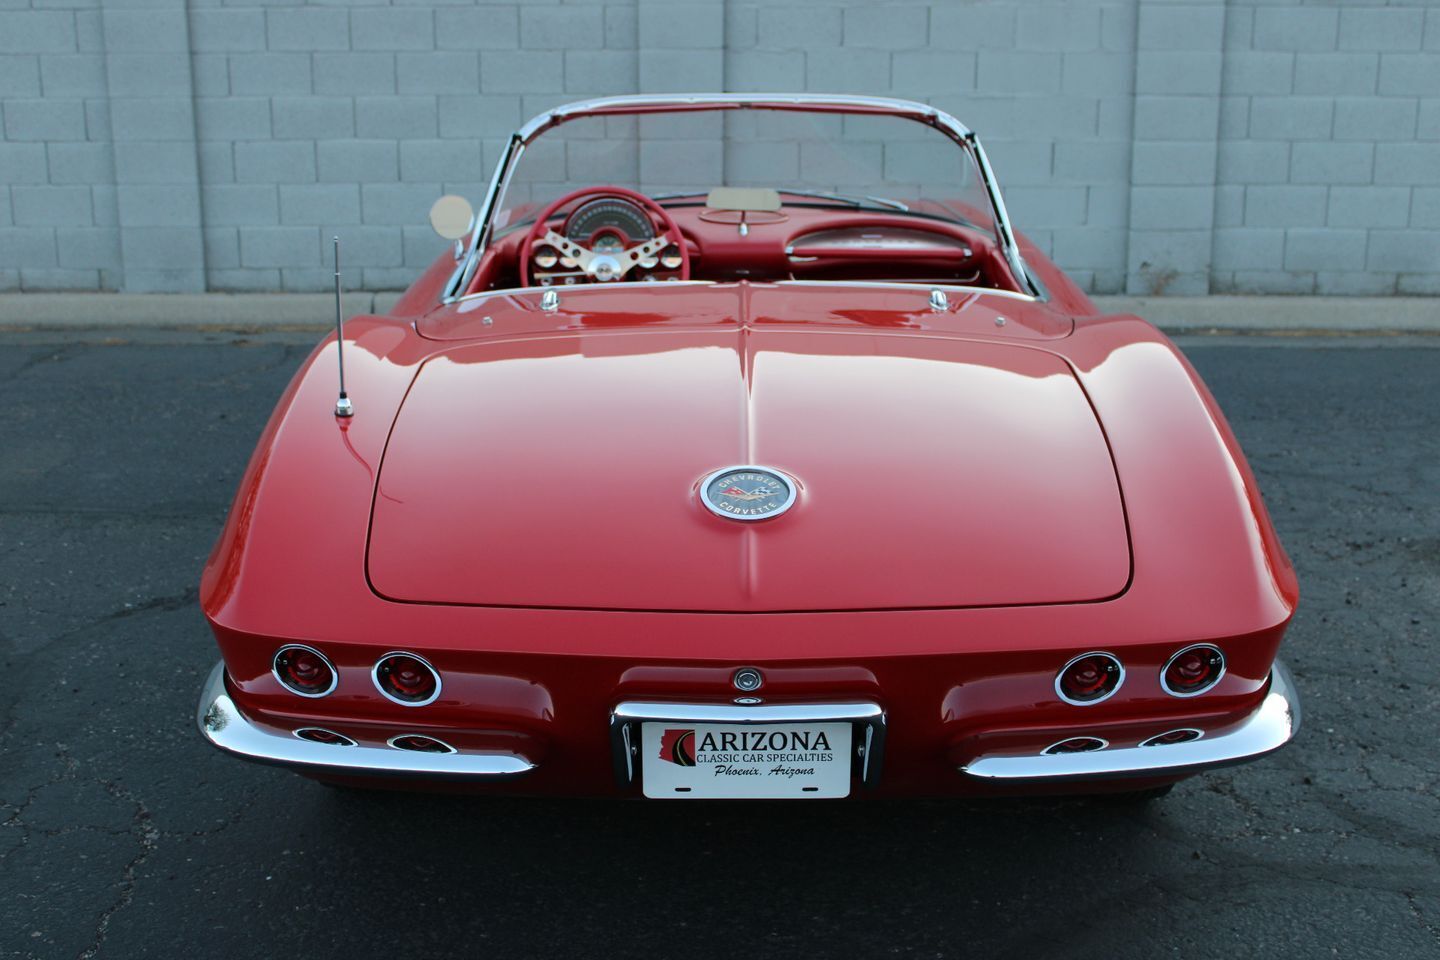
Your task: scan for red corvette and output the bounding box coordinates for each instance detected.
[197,95,1300,801]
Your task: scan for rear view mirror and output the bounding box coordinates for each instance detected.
[429,195,475,240]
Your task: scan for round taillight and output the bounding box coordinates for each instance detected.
[388,734,455,754]
[372,652,441,706]
[1055,652,1124,705]
[294,727,356,746]
[272,644,337,698]
[1043,736,1108,755]
[1161,645,1225,697]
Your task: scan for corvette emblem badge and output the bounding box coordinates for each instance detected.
[699,466,797,521]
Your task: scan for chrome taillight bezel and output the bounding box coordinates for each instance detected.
[1160,644,1226,698]
[1054,651,1125,706]
[272,643,339,698]
[371,651,443,707]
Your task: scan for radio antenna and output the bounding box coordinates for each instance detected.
[332,236,353,418]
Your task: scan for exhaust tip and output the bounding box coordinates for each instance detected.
[294,727,356,747]
[1042,736,1108,755]
[387,734,456,754]
[1141,728,1203,747]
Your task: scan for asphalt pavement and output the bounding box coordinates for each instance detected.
[1,328,1437,959]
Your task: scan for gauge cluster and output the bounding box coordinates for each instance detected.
[531,196,684,286]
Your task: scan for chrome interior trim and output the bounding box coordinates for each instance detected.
[610,700,886,790]
[775,279,1038,302]
[962,660,1301,782]
[197,662,535,779]
[454,279,716,305]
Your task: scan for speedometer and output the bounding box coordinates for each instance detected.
[565,197,655,246]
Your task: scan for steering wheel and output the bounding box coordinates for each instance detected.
[519,185,690,288]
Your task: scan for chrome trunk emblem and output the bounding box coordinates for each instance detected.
[699,466,797,521]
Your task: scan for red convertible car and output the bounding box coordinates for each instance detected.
[197,94,1300,801]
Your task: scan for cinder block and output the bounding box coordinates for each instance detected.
[109,98,195,141]
[1135,52,1222,96]
[1253,7,1338,53]
[1316,271,1397,296]
[240,226,321,268]
[0,56,40,97]
[118,227,205,270]
[194,98,272,141]
[1245,185,1328,228]
[314,54,397,96]
[190,54,230,98]
[1375,143,1440,185]
[639,49,722,92]
[1018,5,1101,52]
[20,268,105,292]
[403,224,444,267]
[280,184,361,225]
[1379,53,1440,96]
[1060,52,1133,96]
[482,51,564,93]
[105,54,191,97]
[0,228,58,268]
[639,139,722,186]
[100,10,189,53]
[757,8,839,49]
[1133,141,1217,186]
[116,184,202,228]
[892,52,976,95]
[725,51,804,93]
[75,10,102,54]
[323,226,403,269]
[1050,227,1126,271]
[1294,53,1378,96]
[266,9,351,52]
[1004,186,1087,227]
[46,142,112,184]
[362,267,421,291]
[1136,4,1222,53]
[113,141,198,184]
[1290,142,1373,185]
[1130,186,1214,231]
[1366,230,1440,273]
[1338,8,1424,53]
[235,141,316,184]
[1133,96,1218,141]
[230,53,312,96]
[398,52,479,94]
[56,227,121,271]
[719,140,797,184]
[318,140,398,183]
[362,183,445,226]
[203,227,239,271]
[272,97,356,140]
[1217,97,1248,140]
[1222,52,1293,95]
[355,96,438,139]
[642,4,722,51]
[188,10,265,53]
[977,52,1062,95]
[523,6,606,50]
[197,142,234,184]
[978,140,1053,184]
[841,5,927,49]
[13,185,91,226]
[606,5,637,50]
[1333,97,1418,142]
[1327,186,1411,228]
[563,51,634,93]
[399,139,482,182]
[930,5,1017,50]
[1284,228,1365,271]
[352,9,435,52]
[0,143,50,184]
[436,6,520,51]
[208,268,280,292]
[0,12,76,54]
[1412,188,1440,228]
[1420,100,1439,140]
[1217,141,1290,185]
[1211,228,1285,273]
[4,99,85,141]
[1212,184,1244,228]
[1248,97,1332,141]
[85,100,112,143]
[92,185,117,227]
[201,185,280,226]
[37,54,106,98]
[437,95,522,139]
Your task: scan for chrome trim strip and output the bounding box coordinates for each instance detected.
[1053,651,1125,707]
[271,643,338,699]
[965,132,1041,298]
[1160,643,1227,698]
[962,660,1301,782]
[453,279,716,305]
[610,700,886,790]
[371,651,442,707]
[196,662,535,779]
[774,279,1037,303]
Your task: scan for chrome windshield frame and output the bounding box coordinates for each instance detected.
[444,93,1041,303]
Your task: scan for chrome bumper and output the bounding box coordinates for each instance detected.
[960,659,1301,782]
[195,661,535,780]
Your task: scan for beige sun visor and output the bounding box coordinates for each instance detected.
[705,187,782,212]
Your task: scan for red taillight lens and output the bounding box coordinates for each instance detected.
[1056,653,1123,705]
[1162,645,1224,696]
[374,653,440,705]
[273,645,336,697]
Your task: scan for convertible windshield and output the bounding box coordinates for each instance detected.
[492,107,997,237]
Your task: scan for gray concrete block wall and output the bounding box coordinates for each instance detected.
[0,0,1436,296]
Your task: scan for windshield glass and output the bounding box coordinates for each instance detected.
[491,107,995,237]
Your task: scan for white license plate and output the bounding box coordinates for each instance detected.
[639,722,852,799]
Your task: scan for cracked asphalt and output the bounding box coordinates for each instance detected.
[1,327,1437,959]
